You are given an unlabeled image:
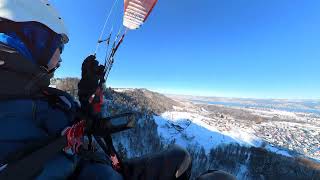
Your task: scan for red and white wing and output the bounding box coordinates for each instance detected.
[123,0,158,30]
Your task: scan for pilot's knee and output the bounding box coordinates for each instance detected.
[196,170,237,180]
[169,145,192,178]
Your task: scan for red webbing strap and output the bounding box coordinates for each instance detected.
[62,120,86,154]
[89,87,104,114]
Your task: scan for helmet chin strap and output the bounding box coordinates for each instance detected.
[47,61,61,74]
[42,59,60,75]
[47,66,58,74]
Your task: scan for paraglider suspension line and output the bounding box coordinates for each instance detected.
[94,0,120,54]
[104,28,128,81]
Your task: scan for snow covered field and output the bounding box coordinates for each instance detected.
[154,111,246,153]
[154,99,320,160]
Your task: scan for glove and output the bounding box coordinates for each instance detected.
[81,55,104,78]
[78,55,105,110]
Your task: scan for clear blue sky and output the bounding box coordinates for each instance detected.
[51,0,320,99]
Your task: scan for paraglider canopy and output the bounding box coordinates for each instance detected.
[123,0,158,30]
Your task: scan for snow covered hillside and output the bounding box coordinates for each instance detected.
[166,95,320,160]
[106,88,320,179]
[154,111,292,158]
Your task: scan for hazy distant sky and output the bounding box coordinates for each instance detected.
[51,0,320,99]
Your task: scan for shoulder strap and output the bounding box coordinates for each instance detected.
[42,87,79,113]
[0,44,51,100]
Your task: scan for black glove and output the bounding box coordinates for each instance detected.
[78,55,105,110]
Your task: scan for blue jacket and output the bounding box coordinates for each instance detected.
[0,34,123,179]
[0,99,77,179]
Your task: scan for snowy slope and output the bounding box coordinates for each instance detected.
[154,111,242,153]
[108,88,320,179]
[154,111,292,157]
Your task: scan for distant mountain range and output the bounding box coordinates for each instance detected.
[166,94,320,115]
